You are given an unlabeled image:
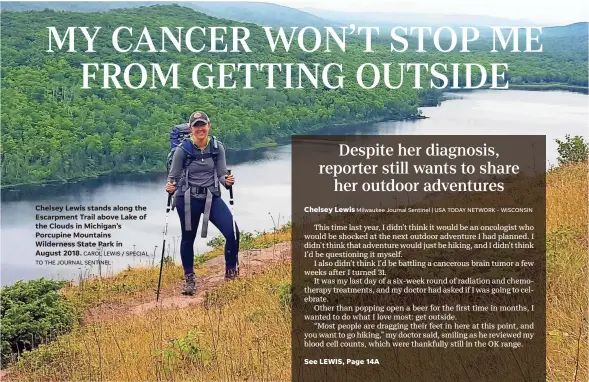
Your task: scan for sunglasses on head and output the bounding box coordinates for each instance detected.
[192,121,207,127]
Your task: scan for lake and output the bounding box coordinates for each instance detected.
[1,90,587,286]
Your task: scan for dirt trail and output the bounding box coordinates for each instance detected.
[85,241,291,322]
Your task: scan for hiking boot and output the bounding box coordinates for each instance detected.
[182,273,196,296]
[225,266,239,281]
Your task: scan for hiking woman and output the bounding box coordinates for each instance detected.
[165,111,240,296]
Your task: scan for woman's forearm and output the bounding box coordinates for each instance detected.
[216,144,229,187]
[168,148,185,183]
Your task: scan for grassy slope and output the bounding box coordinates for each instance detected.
[7,162,588,381]
[545,162,588,380]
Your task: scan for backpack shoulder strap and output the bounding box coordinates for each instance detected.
[210,136,221,165]
[179,139,196,168]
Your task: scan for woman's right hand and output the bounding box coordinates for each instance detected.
[166,182,176,194]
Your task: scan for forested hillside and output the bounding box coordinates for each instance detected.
[1,5,587,186]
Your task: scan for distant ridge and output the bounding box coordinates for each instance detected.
[301,7,541,28]
[0,1,330,27]
[542,22,589,37]
[188,1,329,27]
[2,1,585,34]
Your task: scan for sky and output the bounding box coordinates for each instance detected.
[192,0,589,25]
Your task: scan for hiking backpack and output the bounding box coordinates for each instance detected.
[166,123,221,173]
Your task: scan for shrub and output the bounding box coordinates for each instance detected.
[555,135,589,165]
[156,328,212,374]
[206,230,257,249]
[275,282,292,310]
[0,278,75,363]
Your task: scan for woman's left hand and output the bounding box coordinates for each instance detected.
[225,174,235,186]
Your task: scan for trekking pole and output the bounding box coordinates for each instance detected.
[227,170,239,270]
[156,192,173,302]
[227,170,237,241]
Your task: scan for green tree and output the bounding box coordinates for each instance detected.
[556,135,589,165]
[1,279,75,363]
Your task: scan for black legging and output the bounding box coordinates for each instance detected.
[176,195,240,275]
